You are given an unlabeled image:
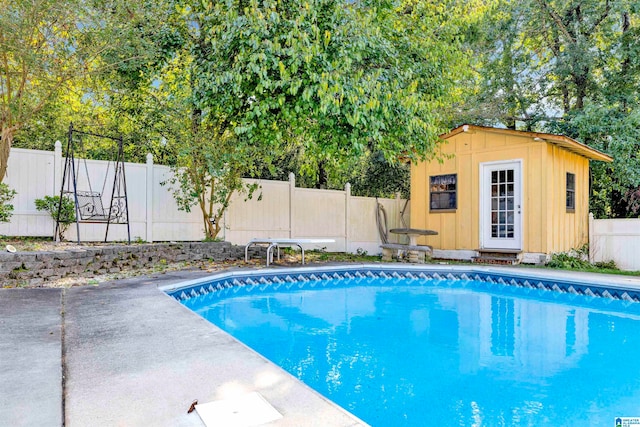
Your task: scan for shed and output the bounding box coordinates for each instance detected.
[410,124,613,264]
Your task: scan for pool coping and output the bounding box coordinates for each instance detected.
[161,263,640,301]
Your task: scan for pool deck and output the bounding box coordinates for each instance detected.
[0,269,367,427]
[1,264,640,427]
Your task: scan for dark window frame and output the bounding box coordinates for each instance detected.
[566,172,576,212]
[430,174,457,211]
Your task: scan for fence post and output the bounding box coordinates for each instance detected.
[345,183,351,253]
[396,191,402,229]
[53,141,62,195]
[588,212,594,263]
[53,141,63,239]
[289,172,295,238]
[146,153,154,243]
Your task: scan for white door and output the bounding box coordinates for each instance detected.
[480,161,522,250]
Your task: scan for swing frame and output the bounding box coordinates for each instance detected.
[55,123,131,243]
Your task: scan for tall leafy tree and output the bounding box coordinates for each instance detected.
[194,0,478,167]
[463,0,640,217]
[150,0,482,238]
[0,0,169,178]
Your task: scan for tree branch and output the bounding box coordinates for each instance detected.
[589,0,611,34]
[535,0,575,43]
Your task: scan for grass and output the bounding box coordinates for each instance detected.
[304,249,381,263]
[544,248,640,277]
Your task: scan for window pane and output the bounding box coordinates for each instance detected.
[507,169,514,182]
[566,192,575,210]
[566,173,575,189]
[430,174,457,210]
[566,172,576,210]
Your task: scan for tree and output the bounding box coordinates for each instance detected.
[463,0,640,217]
[149,0,482,239]
[194,0,478,166]
[0,0,170,178]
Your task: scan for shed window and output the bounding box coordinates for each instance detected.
[430,174,457,210]
[566,173,575,212]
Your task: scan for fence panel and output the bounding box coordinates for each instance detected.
[0,148,57,237]
[293,187,346,251]
[224,179,291,244]
[590,216,640,271]
[1,146,409,253]
[150,165,203,242]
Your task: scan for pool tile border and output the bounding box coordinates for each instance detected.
[163,264,640,304]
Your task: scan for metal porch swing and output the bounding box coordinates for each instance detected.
[55,123,131,243]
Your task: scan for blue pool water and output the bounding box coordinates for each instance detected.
[178,273,640,426]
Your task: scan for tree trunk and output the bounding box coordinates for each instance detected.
[316,160,328,189]
[0,126,14,182]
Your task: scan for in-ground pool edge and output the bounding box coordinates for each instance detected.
[160,263,640,303]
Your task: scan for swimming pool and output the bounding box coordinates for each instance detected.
[166,265,640,426]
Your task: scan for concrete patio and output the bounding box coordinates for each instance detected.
[0,269,366,427]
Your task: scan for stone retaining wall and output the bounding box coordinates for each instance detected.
[0,242,261,287]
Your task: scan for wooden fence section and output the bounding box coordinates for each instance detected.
[589,214,640,271]
[0,144,408,253]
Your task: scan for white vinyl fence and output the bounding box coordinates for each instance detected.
[0,143,408,254]
[589,214,640,271]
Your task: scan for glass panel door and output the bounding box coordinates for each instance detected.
[482,161,522,250]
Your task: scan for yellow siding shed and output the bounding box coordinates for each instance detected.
[410,125,612,263]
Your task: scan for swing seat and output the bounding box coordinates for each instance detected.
[76,191,121,222]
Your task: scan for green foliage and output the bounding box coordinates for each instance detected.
[550,106,640,218]
[34,196,76,240]
[461,0,640,217]
[351,151,410,198]
[546,252,593,270]
[547,246,619,272]
[192,0,476,168]
[0,183,16,222]
[2,0,180,171]
[151,48,264,239]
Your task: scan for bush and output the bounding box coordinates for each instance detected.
[547,248,618,271]
[547,252,592,269]
[0,183,17,222]
[35,195,76,240]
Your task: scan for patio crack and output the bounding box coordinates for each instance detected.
[61,288,67,427]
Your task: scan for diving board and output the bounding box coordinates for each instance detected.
[244,238,335,266]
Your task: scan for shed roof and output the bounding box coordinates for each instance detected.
[442,124,613,162]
